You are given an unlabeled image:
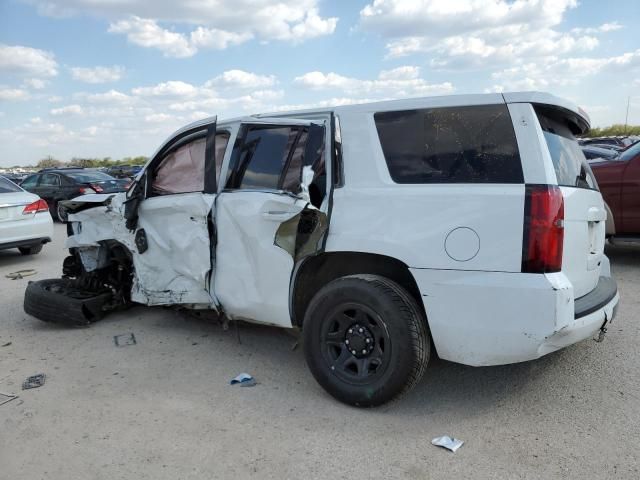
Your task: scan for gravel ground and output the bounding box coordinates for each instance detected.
[1,223,639,479]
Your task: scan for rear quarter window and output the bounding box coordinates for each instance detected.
[374,104,523,184]
[0,176,22,193]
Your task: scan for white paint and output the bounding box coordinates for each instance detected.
[0,190,53,246]
[444,227,480,262]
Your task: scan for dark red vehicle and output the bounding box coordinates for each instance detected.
[589,141,640,239]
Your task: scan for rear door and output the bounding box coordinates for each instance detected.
[214,118,328,327]
[619,144,640,232]
[535,106,605,298]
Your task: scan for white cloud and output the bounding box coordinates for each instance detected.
[294,66,454,97]
[144,113,173,123]
[491,49,640,90]
[48,95,63,103]
[205,70,277,89]
[0,44,58,77]
[50,104,84,116]
[0,87,30,101]
[132,80,198,97]
[24,78,48,89]
[358,0,621,73]
[70,65,125,83]
[109,17,197,58]
[82,89,133,104]
[30,1,336,56]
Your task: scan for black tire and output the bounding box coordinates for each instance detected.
[56,201,68,223]
[18,244,43,255]
[24,278,113,327]
[303,274,430,407]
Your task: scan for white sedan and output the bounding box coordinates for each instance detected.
[0,176,53,255]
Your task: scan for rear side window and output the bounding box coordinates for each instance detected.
[535,106,598,191]
[20,175,39,189]
[374,104,523,184]
[0,176,22,193]
[226,125,305,191]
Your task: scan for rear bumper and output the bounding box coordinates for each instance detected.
[410,266,619,366]
[0,236,51,251]
[0,212,54,250]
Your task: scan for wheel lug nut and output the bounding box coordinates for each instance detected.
[348,329,353,334]
[345,339,350,345]
[359,328,364,333]
[362,349,366,354]
[365,338,370,343]
[351,350,357,355]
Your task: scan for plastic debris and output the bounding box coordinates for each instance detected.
[431,436,464,452]
[0,392,19,406]
[230,373,257,387]
[5,269,37,280]
[22,374,46,390]
[114,333,137,347]
[1,342,11,347]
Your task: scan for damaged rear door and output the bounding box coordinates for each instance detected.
[214,118,329,327]
[125,118,223,306]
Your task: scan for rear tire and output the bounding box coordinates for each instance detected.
[18,244,43,255]
[303,274,430,407]
[56,201,68,223]
[24,278,113,327]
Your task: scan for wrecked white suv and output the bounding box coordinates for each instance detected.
[24,92,619,406]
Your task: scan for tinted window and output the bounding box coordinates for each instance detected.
[40,173,60,186]
[20,175,39,189]
[0,176,22,193]
[226,126,300,190]
[536,106,598,191]
[375,104,523,184]
[66,172,116,183]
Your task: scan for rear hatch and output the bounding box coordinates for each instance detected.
[535,105,605,298]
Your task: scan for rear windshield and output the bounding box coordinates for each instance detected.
[65,171,116,183]
[374,104,523,184]
[0,176,22,193]
[535,106,598,191]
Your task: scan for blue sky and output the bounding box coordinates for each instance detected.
[0,0,639,166]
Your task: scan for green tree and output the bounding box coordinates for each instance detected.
[36,156,63,168]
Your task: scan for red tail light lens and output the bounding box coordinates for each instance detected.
[78,187,96,194]
[522,185,564,273]
[22,199,49,215]
[90,183,104,193]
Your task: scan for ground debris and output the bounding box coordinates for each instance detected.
[5,269,37,280]
[432,436,464,452]
[22,374,46,390]
[0,392,19,406]
[1,342,11,347]
[230,373,257,387]
[114,333,137,347]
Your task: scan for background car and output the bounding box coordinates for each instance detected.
[590,140,640,239]
[582,145,620,161]
[105,165,143,179]
[0,175,53,255]
[579,136,634,148]
[20,168,129,222]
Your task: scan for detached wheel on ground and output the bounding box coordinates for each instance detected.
[18,244,43,255]
[303,274,430,407]
[24,278,113,327]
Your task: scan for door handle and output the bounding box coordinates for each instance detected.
[261,210,296,221]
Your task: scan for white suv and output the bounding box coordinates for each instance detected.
[24,92,619,406]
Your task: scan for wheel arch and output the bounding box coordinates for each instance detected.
[290,251,427,328]
[604,201,616,236]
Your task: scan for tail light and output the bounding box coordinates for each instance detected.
[22,199,49,215]
[78,186,97,194]
[89,183,104,193]
[521,185,564,273]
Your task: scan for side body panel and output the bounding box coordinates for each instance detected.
[590,159,625,232]
[620,153,640,233]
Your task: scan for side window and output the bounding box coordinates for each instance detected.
[40,173,60,186]
[214,131,230,188]
[374,105,523,184]
[226,126,301,191]
[152,134,206,195]
[20,175,39,189]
